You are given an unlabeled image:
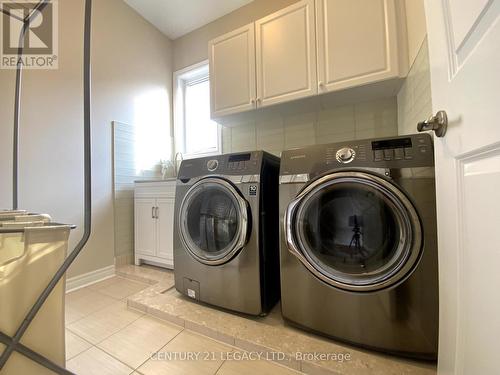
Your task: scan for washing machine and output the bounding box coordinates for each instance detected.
[174,151,280,316]
[279,134,438,359]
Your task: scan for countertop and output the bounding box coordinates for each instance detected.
[134,178,177,183]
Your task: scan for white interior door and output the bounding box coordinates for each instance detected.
[424,1,500,374]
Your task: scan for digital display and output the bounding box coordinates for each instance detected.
[372,138,412,150]
[228,153,251,162]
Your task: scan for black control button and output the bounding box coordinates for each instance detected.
[374,150,383,161]
[383,149,393,161]
[418,145,428,153]
[394,148,404,160]
[404,147,414,160]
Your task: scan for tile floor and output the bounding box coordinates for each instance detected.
[122,266,436,375]
[65,276,301,375]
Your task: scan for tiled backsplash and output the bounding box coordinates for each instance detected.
[221,97,398,156]
[397,38,433,135]
[113,121,162,258]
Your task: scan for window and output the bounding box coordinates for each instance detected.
[174,61,221,158]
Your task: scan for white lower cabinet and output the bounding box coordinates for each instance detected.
[134,180,175,269]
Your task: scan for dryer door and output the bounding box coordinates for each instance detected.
[284,171,422,292]
[179,177,250,266]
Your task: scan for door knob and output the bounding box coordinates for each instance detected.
[417,110,448,137]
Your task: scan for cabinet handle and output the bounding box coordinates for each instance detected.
[152,207,155,219]
[250,98,256,104]
[155,206,159,219]
[318,81,324,89]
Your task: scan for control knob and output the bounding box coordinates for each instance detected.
[207,159,219,171]
[336,147,356,163]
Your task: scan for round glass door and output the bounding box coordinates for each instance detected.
[179,177,249,265]
[286,172,422,292]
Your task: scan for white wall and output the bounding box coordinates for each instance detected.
[0,0,173,278]
[0,69,16,210]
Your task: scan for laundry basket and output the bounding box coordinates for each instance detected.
[0,217,71,374]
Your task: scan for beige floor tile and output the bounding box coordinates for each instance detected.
[92,277,149,300]
[88,276,121,290]
[67,301,143,344]
[65,306,86,325]
[66,289,117,318]
[216,358,302,375]
[66,329,92,360]
[66,287,93,299]
[98,315,183,369]
[138,330,233,375]
[66,346,133,375]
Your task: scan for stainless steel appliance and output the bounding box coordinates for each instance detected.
[174,151,280,315]
[279,134,438,359]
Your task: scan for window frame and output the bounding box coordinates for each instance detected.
[173,60,222,159]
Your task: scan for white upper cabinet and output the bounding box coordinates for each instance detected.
[208,0,407,119]
[209,23,256,117]
[255,0,317,107]
[316,0,403,93]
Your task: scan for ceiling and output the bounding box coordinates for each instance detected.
[124,0,254,40]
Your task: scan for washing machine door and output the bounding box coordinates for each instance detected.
[179,177,250,266]
[284,171,422,292]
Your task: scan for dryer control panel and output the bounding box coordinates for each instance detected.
[280,134,434,176]
[370,136,431,162]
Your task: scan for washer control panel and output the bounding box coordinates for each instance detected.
[197,152,260,174]
[179,151,273,180]
[226,153,258,172]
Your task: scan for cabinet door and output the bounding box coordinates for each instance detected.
[155,197,175,265]
[255,0,317,107]
[209,23,256,117]
[134,198,156,257]
[316,0,401,93]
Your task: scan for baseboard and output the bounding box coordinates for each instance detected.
[66,264,115,293]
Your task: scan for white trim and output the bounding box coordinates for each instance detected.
[66,265,115,293]
[134,254,174,270]
[173,60,222,159]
